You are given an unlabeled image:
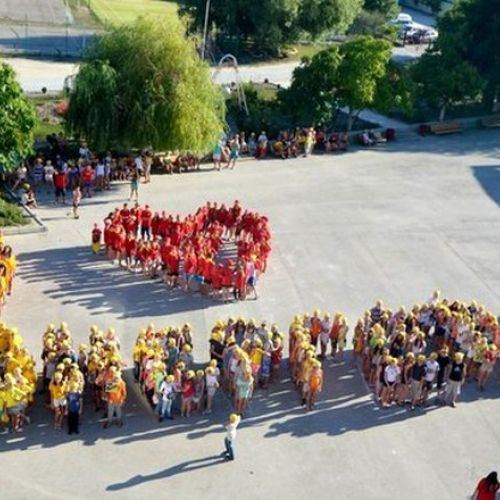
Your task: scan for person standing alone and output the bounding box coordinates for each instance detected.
[224,413,240,461]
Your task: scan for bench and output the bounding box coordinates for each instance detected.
[481,116,500,128]
[429,121,462,135]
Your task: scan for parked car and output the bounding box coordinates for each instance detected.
[404,27,438,44]
[390,13,413,27]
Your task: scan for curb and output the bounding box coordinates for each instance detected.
[2,186,48,236]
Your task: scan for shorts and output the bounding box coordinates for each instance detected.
[53,398,67,408]
[424,380,433,391]
[207,386,217,397]
[7,404,24,416]
[247,276,256,287]
[55,187,65,197]
[383,380,395,388]
[479,365,494,375]
[213,154,221,161]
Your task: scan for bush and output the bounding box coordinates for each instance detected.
[0,197,27,227]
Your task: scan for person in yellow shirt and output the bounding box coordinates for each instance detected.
[3,374,28,432]
[49,372,67,430]
[0,245,16,295]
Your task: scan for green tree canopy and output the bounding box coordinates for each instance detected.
[436,0,500,108]
[363,0,399,18]
[66,17,225,152]
[181,0,363,56]
[281,36,406,130]
[335,36,393,128]
[0,62,36,171]
[279,46,342,125]
[411,51,484,121]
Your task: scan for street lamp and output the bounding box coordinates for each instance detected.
[201,0,211,60]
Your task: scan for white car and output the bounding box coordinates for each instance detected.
[390,13,414,27]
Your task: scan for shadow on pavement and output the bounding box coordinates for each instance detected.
[106,454,228,491]
[16,245,219,318]
[471,165,500,208]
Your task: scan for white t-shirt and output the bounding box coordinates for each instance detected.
[226,421,239,442]
[159,381,174,401]
[206,373,219,388]
[96,163,105,176]
[384,365,400,383]
[424,360,439,382]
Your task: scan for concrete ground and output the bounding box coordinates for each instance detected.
[2,130,500,499]
[0,0,70,24]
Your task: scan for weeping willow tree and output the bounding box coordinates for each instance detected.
[66,16,225,152]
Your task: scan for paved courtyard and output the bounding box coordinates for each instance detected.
[2,130,500,499]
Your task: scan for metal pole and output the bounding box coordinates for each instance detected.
[201,0,211,60]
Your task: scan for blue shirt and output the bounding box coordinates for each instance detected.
[67,392,81,413]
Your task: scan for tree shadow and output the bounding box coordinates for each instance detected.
[354,129,500,158]
[16,245,228,318]
[471,165,500,209]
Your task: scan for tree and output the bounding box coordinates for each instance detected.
[335,36,393,130]
[66,17,225,152]
[412,51,483,121]
[181,0,363,56]
[363,0,399,19]
[436,0,500,109]
[298,0,363,38]
[374,61,415,117]
[0,62,36,171]
[281,36,408,130]
[279,46,342,125]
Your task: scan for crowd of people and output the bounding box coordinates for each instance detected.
[213,128,351,165]
[41,323,127,433]
[288,310,347,410]
[0,324,36,432]
[353,291,499,410]
[95,200,272,302]
[133,317,285,420]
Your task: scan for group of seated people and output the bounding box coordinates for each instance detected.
[133,316,285,420]
[0,232,17,317]
[41,323,127,432]
[353,291,499,410]
[0,324,37,433]
[98,200,272,302]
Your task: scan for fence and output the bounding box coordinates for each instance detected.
[0,19,97,58]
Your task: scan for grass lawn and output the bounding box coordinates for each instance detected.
[89,0,178,26]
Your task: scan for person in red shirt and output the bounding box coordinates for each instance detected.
[211,263,224,301]
[472,472,499,500]
[103,220,113,258]
[141,205,153,241]
[166,246,180,288]
[91,223,102,255]
[124,232,137,270]
[81,164,94,198]
[183,249,197,293]
[54,170,67,204]
[180,371,195,417]
[151,212,161,238]
[221,259,234,303]
[120,203,130,220]
[113,226,126,266]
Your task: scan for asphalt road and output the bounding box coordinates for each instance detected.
[2,130,500,499]
[0,0,70,24]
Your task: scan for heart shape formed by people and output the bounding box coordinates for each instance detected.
[99,201,271,300]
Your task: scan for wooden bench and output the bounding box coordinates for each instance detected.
[481,116,500,128]
[429,121,462,135]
